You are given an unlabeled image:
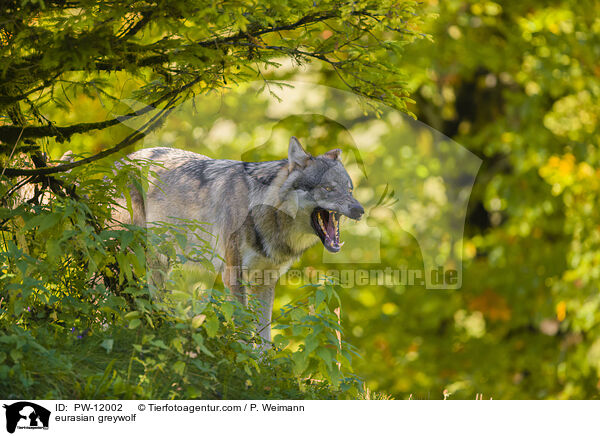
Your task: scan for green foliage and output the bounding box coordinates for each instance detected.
[273,281,360,393]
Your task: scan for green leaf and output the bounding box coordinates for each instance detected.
[191,314,206,329]
[315,289,326,309]
[173,361,186,376]
[316,347,334,370]
[124,311,140,320]
[305,334,319,354]
[193,334,215,357]
[10,349,23,362]
[171,337,184,354]
[289,307,305,321]
[150,339,168,349]
[203,315,219,338]
[128,319,141,329]
[100,339,114,354]
[221,301,234,323]
[291,350,309,374]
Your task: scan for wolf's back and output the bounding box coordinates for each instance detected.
[113,147,212,226]
[114,147,256,255]
[124,147,212,174]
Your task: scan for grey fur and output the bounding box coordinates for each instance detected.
[114,137,364,342]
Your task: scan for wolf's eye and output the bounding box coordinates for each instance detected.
[323,186,333,192]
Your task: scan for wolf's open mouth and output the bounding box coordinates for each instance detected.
[311,208,344,253]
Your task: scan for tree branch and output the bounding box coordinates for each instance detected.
[0,96,180,178]
[0,76,202,143]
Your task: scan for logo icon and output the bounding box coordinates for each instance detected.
[3,402,50,434]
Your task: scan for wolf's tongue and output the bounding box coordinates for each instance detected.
[325,214,339,245]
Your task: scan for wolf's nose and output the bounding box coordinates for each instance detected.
[350,204,364,220]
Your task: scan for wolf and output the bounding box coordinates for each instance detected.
[114,137,364,342]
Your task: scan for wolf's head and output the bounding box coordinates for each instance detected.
[286,136,364,253]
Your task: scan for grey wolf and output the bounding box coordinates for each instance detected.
[114,137,364,342]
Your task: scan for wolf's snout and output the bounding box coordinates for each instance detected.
[349,203,364,220]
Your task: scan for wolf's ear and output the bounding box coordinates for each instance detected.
[288,136,311,170]
[323,148,342,160]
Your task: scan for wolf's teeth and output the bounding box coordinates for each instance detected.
[318,214,327,233]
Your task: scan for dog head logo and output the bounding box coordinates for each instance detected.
[3,402,50,433]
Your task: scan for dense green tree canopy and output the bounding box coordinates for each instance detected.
[0,0,423,169]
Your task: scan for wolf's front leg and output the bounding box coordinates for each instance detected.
[222,264,247,305]
[223,232,247,305]
[251,285,275,343]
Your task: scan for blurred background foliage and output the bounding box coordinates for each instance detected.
[2,0,600,399]
[396,0,600,399]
